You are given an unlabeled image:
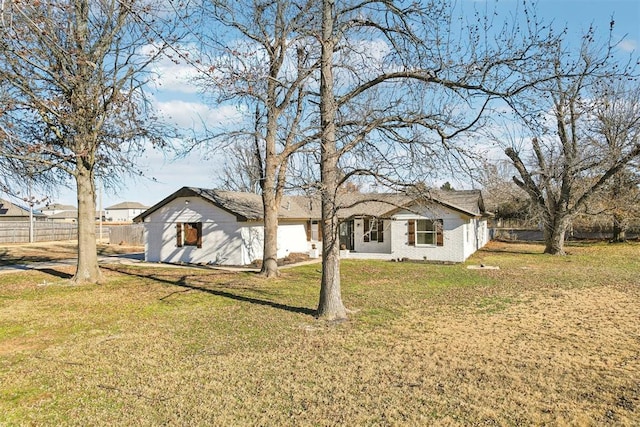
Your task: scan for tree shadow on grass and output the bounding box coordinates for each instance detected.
[37,268,74,279]
[103,266,317,317]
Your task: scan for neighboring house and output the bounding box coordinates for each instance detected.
[104,201,149,222]
[0,198,47,221]
[134,187,491,266]
[38,203,77,216]
[48,210,78,223]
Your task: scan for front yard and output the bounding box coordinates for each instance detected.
[0,241,638,425]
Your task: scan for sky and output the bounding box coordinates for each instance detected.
[44,0,640,210]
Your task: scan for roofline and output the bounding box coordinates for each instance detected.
[133,187,250,223]
[133,187,489,223]
[382,196,483,218]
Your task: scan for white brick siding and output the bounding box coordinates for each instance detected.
[143,196,312,266]
[348,204,489,263]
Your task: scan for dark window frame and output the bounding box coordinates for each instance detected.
[363,218,384,243]
[408,219,443,247]
[176,222,202,248]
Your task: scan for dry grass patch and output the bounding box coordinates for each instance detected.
[0,241,143,265]
[0,242,638,425]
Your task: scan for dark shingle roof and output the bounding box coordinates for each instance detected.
[134,187,488,222]
[335,190,486,218]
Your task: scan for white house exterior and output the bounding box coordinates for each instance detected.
[345,204,489,263]
[136,188,314,266]
[135,187,491,266]
[104,202,148,222]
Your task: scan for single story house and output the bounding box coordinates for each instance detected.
[37,203,78,223]
[104,201,149,222]
[134,187,491,266]
[38,203,77,216]
[47,210,78,223]
[0,198,47,221]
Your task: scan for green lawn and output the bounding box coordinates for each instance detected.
[1,241,638,425]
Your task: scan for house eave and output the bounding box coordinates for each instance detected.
[133,187,250,223]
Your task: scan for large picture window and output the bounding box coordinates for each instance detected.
[176,222,202,248]
[408,219,443,247]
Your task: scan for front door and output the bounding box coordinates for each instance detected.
[339,220,354,250]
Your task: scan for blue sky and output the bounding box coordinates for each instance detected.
[48,0,639,209]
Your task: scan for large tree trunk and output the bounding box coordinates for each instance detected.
[611,213,626,243]
[543,216,568,255]
[259,82,281,277]
[74,160,101,283]
[317,0,347,321]
[261,185,280,277]
[318,195,346,320]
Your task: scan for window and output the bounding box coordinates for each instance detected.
[407,219,443,246]
[176,222,202,248]
[306,220,322,241]
[363,218,384,243]
[311,220,320,241]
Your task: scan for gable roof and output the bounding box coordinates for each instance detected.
[105,201,148,210]
[336,190,487,219]
[0,198,46,218]
[134,186,489,223]
[134,187,315,222]
[0,198,29,217]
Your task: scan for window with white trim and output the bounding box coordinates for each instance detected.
[407,219,443,246]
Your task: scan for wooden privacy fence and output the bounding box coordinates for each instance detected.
[0,221,78,243]
[108,224,144,246]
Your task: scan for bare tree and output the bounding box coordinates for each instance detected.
[0,0,182,283]
[317,0,346,320]
[315,0,563,320]
[592,81,640,242]
[480,161,535,227]
[196,0,318,277]
[503,29,640,254]
[216,140,263,194]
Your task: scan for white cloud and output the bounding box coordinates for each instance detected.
[142,44,203,94]
[617,38,637,53]
[156,99,245,130]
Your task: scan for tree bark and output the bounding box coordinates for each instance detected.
[317,0,347,321]
[261,182,280,277]
[611,213,626,243]
[259,67,282,278]
[74,159,101,283]
[543,216,568,255]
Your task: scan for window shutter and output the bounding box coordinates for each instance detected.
[378,220,384,242]
[318,220,323,241]
[196,222,203,248]
[408,220,415,246]
[176,223,183,247]
[363,218,370,242]
[436,220,444,246]
[305,220,311,241]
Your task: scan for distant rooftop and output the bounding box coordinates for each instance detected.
[38,203,77,211]
[105,201,148,210]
